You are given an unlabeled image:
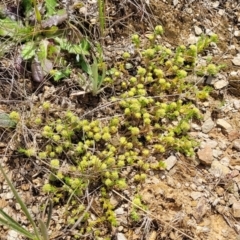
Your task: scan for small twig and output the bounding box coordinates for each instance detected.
[69,197,94,231]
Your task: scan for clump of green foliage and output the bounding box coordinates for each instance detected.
[16,25,223,238]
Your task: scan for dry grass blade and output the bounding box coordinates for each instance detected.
[112,190,195,240]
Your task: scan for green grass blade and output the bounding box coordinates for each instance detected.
[46,200,53,229]
[91,57,99,95]
[0,164,41,239]
[38,219,49,240]
[0,215,35,239]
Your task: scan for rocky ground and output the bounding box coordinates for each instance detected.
[1,0,240,239]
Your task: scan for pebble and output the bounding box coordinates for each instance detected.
[212,149,223,158]
[115,207,124,215]
[5,192,14,200]
[197,186,204,192]
[216,119,232,131]
[212,1,220,8]
[173,0,178,6]
[234,30,240,37]
[190,183,197,191]
[233,139,240,151]
[164,155,177,171]
[116,233,127,240]
[205,140,218,149]
[210,160,230,176]
[7,230,19,240]
[190,191,202,200]
[232,201,240,218]
[218,140,228,150]
[197,146,213,165]
[232,56,240,66]
[187,33,198,44]
[194,26,202,35]
[201,118,215,133]
[213,79,229,89]
[220,157,230,166]
[228,129,239,141]
[233,100,240,110]
[212,198,221,206]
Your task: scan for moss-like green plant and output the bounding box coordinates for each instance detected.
[13,25,225,238]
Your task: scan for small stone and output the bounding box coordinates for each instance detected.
[234,30,240,37]
[232,56,240,66]
[197,146,213,165]
[193,197,208,223]
[205,140,218,149]
[212,197,221,206]
[233,139,240,151]
[216,187,225,196]
[201,118,215,133]
[218,140,228,150]
[115,207,124,215]
[228,130,239,141]
[216,119,232,131]
[110,195,119,208]
[5,192,14,200]
[230,71,238,77]
[118,226,124,231]
[7,230,19,240]
[194,26,202,35]
[173,0,178,6]
[191,123,201,130]
[213,79,228,89]
[231,169,239,178]
[220,157,230,166]
[190,183,197,191]
[190,191,202,200]
[116,233,127,240]
[187,34,198,44]
[212,1,220,8]
[197,186,204,192]
[212,149,223,158]
[32,205,39,215]
[233,100,240,110]
[210,160,230,176]
[164,155,177,171]
[232,201,240,218]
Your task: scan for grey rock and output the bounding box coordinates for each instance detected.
[173,0,178,6]
[197,146,213,165]
[233,100,240,110]
[212,1,220,8]
[213,79,228,89]
[212,149,223,158]
[232,201,240,218]
[216,119,232,131]
[232,56,240,66]
[220,157,230,167]
[190,183,197,191]
[233,139,240,151]
[116,233,127,240]
[7,230,19,240]
[218,140,228,150]
[190,191,202,200]
[194,26,202,35]
[205,140,218,149]
[210,160,230,176]
[202,118,215,133]
[115,207,124,215]
[187,34,198,44]
[164,155,177,171]
[234,30,240,37]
